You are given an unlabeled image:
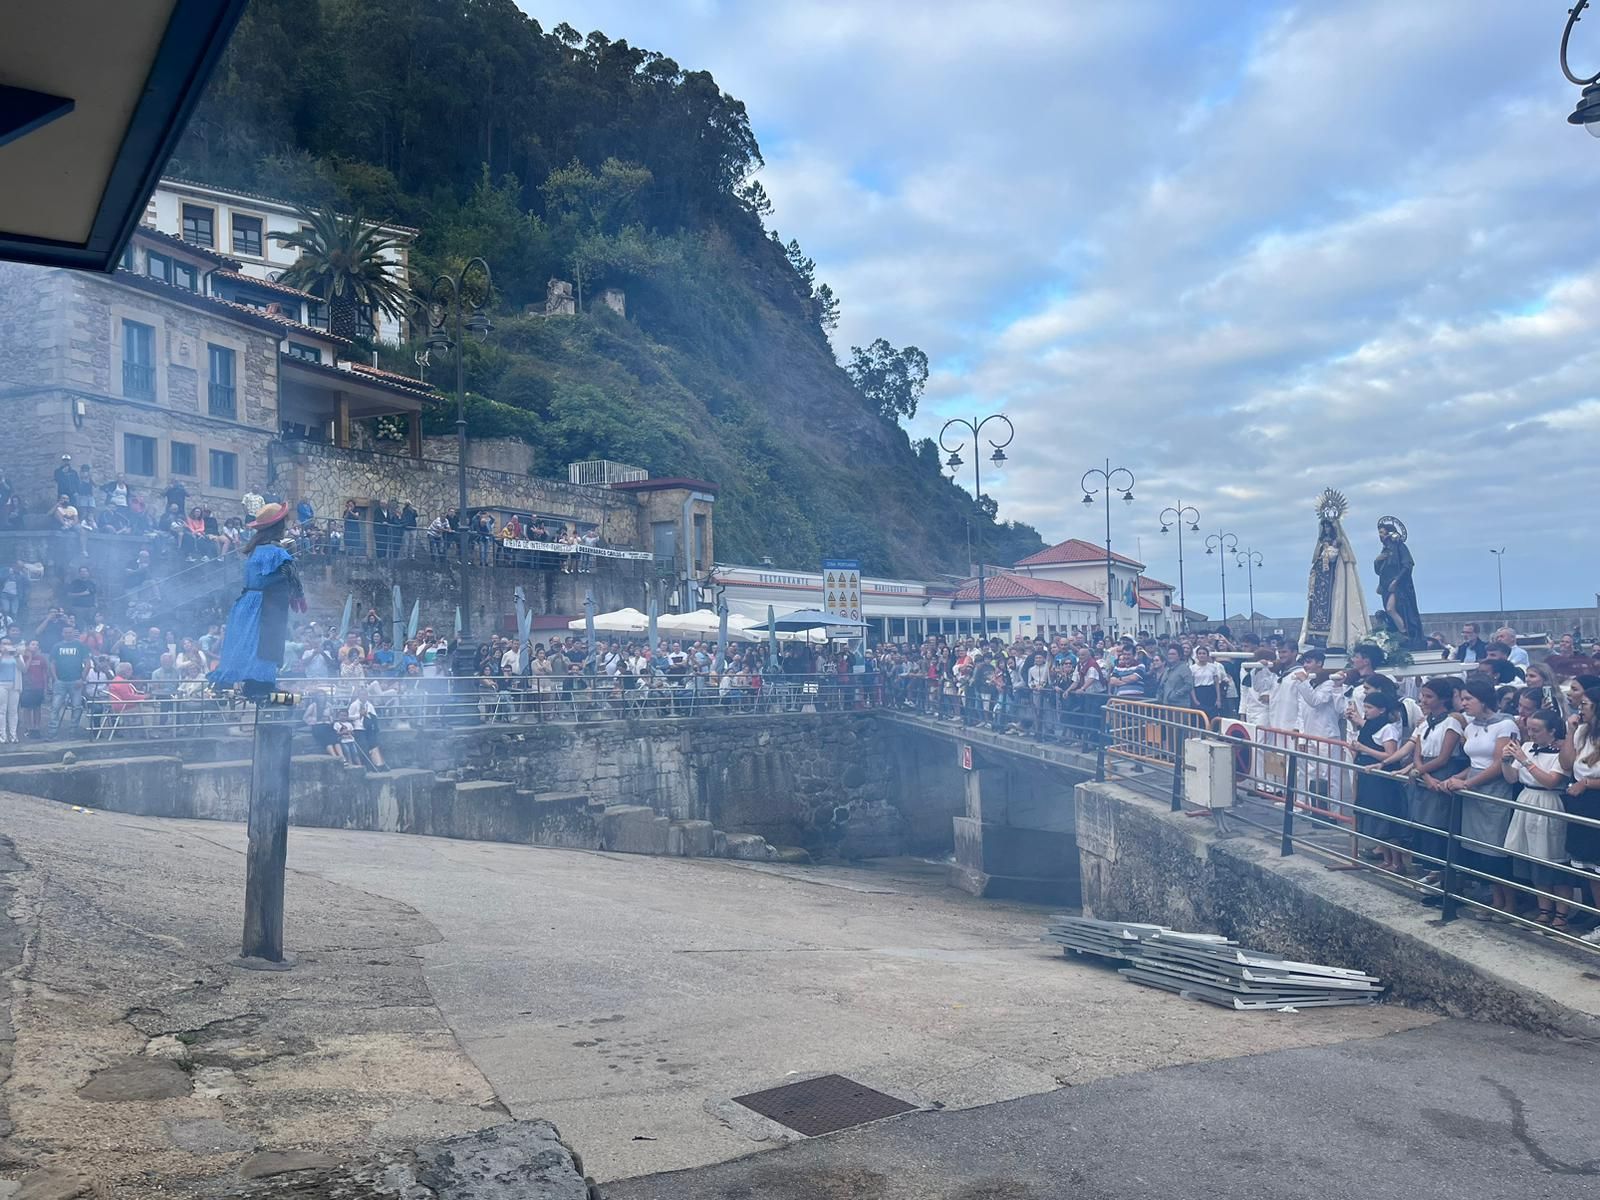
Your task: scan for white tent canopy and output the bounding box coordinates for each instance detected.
[655,609,760,642]
[565,606,650,634]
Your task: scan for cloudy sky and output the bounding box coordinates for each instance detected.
[533,1,1600,617]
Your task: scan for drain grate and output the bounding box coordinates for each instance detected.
[732,1073,917,1136]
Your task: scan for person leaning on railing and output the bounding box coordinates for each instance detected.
[1501,708,1573,932]
[1560,686,1600,943]
[1345,688,1410,878]
[1406,678,1466,900]
[1443,680,1521,920]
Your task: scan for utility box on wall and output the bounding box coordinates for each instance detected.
[1183,737,1236,810]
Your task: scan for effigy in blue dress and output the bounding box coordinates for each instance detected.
[210,541,304,699]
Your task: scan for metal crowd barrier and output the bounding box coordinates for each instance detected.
[1098,703,1600,957]
[6,672,880,746]
[1104,697,1212,769]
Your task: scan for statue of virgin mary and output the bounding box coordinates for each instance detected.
[1302,489,1369,651]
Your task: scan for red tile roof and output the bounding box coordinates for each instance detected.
[1138,576,1173,591]
[1136,594,1163,612]
[133,225,240,269]
[951,573,1102,605]
[216,298,354,347]
[1015,537,1144,569]
[350,362,434,391]
[213,268,315,301]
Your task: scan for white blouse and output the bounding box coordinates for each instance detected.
[1461,716,1518,773]
[1191,662,1224,686]
[1411,712,1464,760]
[1572,730,1600,783]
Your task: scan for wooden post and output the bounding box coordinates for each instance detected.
[241,717,293,963]
[334,392,350,448]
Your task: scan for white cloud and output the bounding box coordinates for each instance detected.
[528,0,1600,610]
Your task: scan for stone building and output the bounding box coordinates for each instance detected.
[0,226,427,519]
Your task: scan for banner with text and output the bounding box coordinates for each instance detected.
[822,558,862,622]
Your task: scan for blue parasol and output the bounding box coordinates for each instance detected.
[648,594,659,654]
[391,584,403,653]
[407,599,421,641]
[767,604,778,662]
[338,593,354,639]
[717,602,729,673]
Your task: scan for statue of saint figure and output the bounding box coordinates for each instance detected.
[1302,489,1369,651]
[1374,515,1425,649]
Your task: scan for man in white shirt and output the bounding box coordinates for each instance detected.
[1238,652,1276,726]
[1264,643,1302,732]
[1288,649,1343,740]
[1494,626,1529,668]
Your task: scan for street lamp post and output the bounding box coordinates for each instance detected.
[1236,549,1264,637]
[1490,547,1507,620]
[1562,1,1600,133]
[1159,504,1200,633]
[1204,532,1239,632]
[424,257,493,640]
[1081,460,1135,636]
[941,414,1014,642]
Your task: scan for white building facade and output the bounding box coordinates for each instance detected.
[146,179,416,344]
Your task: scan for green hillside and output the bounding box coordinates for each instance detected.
[170,0,1044,576]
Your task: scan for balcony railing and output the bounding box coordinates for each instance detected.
[208,382,236,418]
[568,459,648,486]
[123,362,155,400]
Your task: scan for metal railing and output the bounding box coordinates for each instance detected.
[3,671,881,748]
[285,518,653,572]
[122,362,155,400]
[1094,703,1600,957]
[567,460,648,486]
[1104,697,1212,770]
[208,381,236,418]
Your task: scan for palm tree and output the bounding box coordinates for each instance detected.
[270,206,411,342]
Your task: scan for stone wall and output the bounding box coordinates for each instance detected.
[1075,779,1600,1038]
[269,441,641,547]
[0,264,280,517]
[0,713,924,860]
[431,714,903,855]
[420,435,535,477]
[298,553,653,633]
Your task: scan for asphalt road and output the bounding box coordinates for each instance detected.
[607,1020,1600,1200]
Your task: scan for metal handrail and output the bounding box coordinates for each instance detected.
[1095,703,1600,955]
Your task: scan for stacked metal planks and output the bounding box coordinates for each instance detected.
[1044,916,1382,1010]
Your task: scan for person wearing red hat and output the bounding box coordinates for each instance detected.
[208,502,306,700]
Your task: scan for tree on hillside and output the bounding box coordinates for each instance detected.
[847,339,930,423]
[738,179,774,218]
[815,284,840,333]
[271,205,412,341]
[784,239,815,290]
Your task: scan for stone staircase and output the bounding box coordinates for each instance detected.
[0,746,783,862]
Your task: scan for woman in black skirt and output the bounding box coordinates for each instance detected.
[1405,678,1466,893]
[1560,686,1600,942]
[1348,688,1409,875]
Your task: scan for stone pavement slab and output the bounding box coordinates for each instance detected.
[607,1020,1600,1200]
[138,815,1433,1183]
